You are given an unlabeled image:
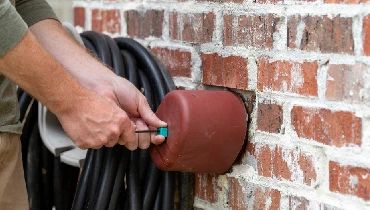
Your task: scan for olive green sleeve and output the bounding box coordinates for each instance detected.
[16,0,59,27]
[0,0,28,56]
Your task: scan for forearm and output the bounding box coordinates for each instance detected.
[29,19,116,93]
[0,31,89,116]
[29,19,167,142]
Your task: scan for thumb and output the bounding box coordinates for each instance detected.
[138,96,167,128]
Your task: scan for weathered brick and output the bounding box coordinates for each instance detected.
[151,47,192,77]
[228,178,281,210]
[194,173,217,203]
[74,7,85,28]
[291,106,362,147]
[92,9,121,34]
[254,187,281,210]
[169,12,215,44]
[125,10,164,39]
[169,12,178,40]
[363,15,370,56]
[224,14,233,46]
[258,57,318,96]
[223,14,279,49]
[255,145,317,186]
[288,15,354,54]
[330,162,370,200]
[202,53,248,89]
[257,103,283,133]
[326,64,369,103]
[228,177,247,210]
[289,196,342,210]
[241,141,257,165]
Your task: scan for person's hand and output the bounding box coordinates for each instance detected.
[56,90,138,149]
[77,71,167,150]
[27,19,166,150]
[131,118,166,150]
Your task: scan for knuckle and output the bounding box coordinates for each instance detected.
[139,95,148,104]
[99,136,109,145]
[105,142,115,147]
[110,126,121,138]
[119,113,129,122]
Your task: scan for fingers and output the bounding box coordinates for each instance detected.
[135,119,151,149]
[119,119,137,150]
[122,118,166,150]
[137,96,167,128]
[151,134,166,145]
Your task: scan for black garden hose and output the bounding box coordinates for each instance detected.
[19,31,194,210]
[27,123,42,210]
[70,31,179,210]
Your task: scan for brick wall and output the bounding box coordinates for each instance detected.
[73,0,370,209]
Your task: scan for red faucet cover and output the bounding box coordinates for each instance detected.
[150,90,247,174]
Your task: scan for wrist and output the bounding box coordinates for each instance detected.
[49,85,91,117]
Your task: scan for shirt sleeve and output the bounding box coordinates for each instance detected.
[0,0,28,57]
[16,0,59,27]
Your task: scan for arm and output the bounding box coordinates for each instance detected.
[29,19,166,148]
[0,30,136,149]
[0,0,142,150]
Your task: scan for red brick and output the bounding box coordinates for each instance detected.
[92,9,121,34]
[169,12,178,40]
[202,53,248,89]
[288,15,354,54]
[330,161,370,200]
[74,7,85,28]
[326,64,368,103]
[224,14,233,46]
[236,137,257,166]
[223,14,279,49]
[151,47,191,78]
[254,187,281,210]
[194,173,217,203]
[125,10,164,39]
[291,106,362,147]
[228,178,281,210]
[228,178,247,210]
[170,12,215,44]
[257,103,283,133]
[363,15,370,56]
[258,57,318,96]
[256,145,317,186]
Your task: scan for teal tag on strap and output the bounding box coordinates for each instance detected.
[157,127,168,137]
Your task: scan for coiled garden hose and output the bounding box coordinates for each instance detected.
[19,30,194,210]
